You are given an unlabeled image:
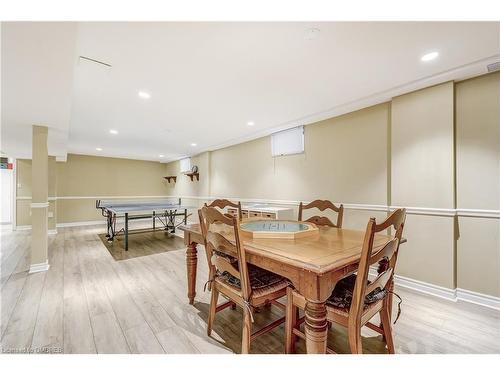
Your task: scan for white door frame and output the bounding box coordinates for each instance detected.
[12,158,17,230]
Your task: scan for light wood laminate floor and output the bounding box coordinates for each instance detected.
[1,224,499,354]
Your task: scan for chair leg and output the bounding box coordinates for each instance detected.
[241,308,252,354]
[207,287,219,336]
[348,323,363,354]
[380,304,395,354]
[285,287,298,354]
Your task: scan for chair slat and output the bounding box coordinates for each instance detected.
[205,199,242,220]
[206,231,238,257]
[199,205,288,353]
[298,199,344,228]
[365,268,393,296]
[303,215,336,227]
[369,238,399,266]
[212,254,240,279]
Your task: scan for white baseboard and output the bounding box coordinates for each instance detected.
[457,288,500,310]
[393,274,457,301]
[29,260,50,274]
[48,229,58,235]
[56,220,104,228]
[369,269,499,310]
[15,225,32,231]
[56,217,156,228]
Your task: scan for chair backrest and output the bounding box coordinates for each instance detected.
[205,199,242,220]
[198,206,251,301]
[298,199,344,228]
[348,208,406,324]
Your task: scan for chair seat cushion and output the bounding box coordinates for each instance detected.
[219,265,287,290]
[326,274,387,309]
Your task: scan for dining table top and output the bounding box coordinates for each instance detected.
[179,221,399,275]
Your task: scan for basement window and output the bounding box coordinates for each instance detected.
[179,157,191,173]
[271,126,304,156]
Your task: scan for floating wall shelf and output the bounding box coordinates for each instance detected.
[164,176,177,183]
[185,172,199,181]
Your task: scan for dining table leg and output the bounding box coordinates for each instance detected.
[186,241,198,305]
[304,300,328,354]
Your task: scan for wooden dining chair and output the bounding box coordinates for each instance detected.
[205,199,242,220]
[199,206,289,354]
[298,199,344,228]
[285,208,406,354]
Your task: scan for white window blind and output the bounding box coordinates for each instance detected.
[179,157,191,173]
[271,126,304,156]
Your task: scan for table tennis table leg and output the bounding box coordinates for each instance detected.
[153,210,156,230]
[125,212,129,251]
[105,212,110,238]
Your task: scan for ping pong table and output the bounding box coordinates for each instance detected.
[96,198,194,251]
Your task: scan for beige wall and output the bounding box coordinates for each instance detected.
[16,153,169,225]
[16,159,32,197]
[57,154,168,197]
[391,82,456,289]
[164,152,210,198]
[209,104,389,205]
[14,72,500,299]
[456,72,500,297]
[391,82,455,209]
[162,73,499,298]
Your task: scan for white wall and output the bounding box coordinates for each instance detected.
[1,168,14,224]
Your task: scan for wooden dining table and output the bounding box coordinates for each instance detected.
[179,221,398,354]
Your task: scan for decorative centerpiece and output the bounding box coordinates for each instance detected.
[240,220,319,239]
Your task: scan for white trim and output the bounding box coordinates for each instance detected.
[16,194,500,219]
[12,158,17,231]
[163,54,500,163]
[389,206,457,217]
[201,196,390,212]
[17,196,54,200]
[367,271,500,311]
[368,269,457,301]
[48,229,58,235]
[15,225,31,231]
[55,216,156,228]
[457,288,500,310]
[57,220,106,228]
[394,274,458,301]
[343,203,388,212]
[29,260,50,274]
[30,202,49,208]
[456,209,500,219]
[57,195,172,200]
[170,195,500,219]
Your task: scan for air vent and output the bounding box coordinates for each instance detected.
[487,61,500,73]
[79,56,112,68]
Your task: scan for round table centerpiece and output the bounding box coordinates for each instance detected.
[239,220,319,239]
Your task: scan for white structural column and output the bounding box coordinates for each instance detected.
[29,125,50,273]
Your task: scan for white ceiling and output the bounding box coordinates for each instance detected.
[2,22,500,161]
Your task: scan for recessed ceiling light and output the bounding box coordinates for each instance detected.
[159,154,164,158]
[138,91,151,99]
[109,129,118,135]
[421,51,439,62]
[190,143,197,147]
[96,147,103,151]
[247,121,255,126]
